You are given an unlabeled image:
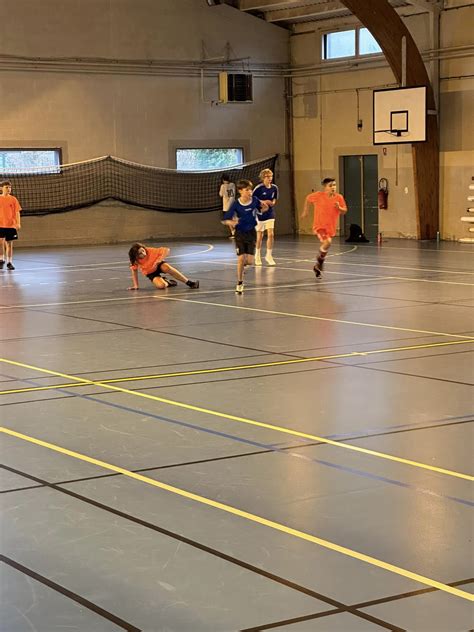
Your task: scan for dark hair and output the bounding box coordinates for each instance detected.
[0,180,12,187]
[220,172,231,183]
[322,178,336,186]
[128,242,146,265]
[237,179,253,192]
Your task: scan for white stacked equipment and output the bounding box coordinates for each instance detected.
[459,181,474,243]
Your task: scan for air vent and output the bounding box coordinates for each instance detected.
[219,73,253,103]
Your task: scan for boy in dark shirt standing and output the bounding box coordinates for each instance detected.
[223,179,268,294]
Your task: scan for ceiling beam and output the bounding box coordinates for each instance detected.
[404,0,442,11]
[238,0,303,9]
[264,2,347,22]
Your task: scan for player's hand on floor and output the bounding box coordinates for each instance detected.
[128,286,139,291]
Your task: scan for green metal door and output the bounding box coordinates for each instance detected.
[342,155,378,241]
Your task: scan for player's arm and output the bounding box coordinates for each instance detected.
[268,186,279,207]
[128,267,139,291]
[253,195,270,211]
[300,195,312,219]
[335,197,348,214]
[222,203,238,227]
[15,201,21,229]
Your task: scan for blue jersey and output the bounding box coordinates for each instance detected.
[223,197,260,232]
[253,183,279,221]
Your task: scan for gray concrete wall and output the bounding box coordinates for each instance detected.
[0,0,292,247]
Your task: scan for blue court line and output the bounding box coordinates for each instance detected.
[2,372,472,508]
[324,413,474,441]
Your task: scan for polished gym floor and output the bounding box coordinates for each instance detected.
[0,237,473,632]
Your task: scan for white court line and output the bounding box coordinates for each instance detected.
[209,259,474,286]
[0,276,390,310]
[277,241,474,255]
[6,244,214,274]
[328,246,358,257]
[153,295,474,341]
[209,259,390,281]
[325,260,474,276]
[386,276,474,287]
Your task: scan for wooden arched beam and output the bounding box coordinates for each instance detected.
[340,0,439,239]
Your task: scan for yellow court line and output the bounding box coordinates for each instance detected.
[1,357,472,481]
[1,426,472,602]
[153,296,474,341]
[0,339,473,397]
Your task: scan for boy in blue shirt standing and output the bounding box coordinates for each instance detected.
[223,179,268,294]
[253,169,279,266]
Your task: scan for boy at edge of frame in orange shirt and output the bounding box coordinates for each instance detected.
[0,180,22,271]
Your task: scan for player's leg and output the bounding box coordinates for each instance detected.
[236,253,245,293]
[265,224,275,265]
[314,233,331,278]
[0,237,5,268]
[5,240,14,270]
[319,237,332,265]
[160,262,199,288]
[151,276,170,289]
[255,224,264,265]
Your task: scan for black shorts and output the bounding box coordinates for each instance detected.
[0,228,18,241]
[235,229,256,256]
[146,261,166,281]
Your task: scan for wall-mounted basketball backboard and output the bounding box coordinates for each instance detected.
[373,86,427,145]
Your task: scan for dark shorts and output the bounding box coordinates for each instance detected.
[0,228,18,241]
[146,261,166,281]
[235,229,256,256]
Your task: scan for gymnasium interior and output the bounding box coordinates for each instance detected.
[0,1,473,631]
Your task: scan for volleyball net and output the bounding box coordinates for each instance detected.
[2,154,277,216]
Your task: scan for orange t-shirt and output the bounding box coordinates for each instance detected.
[0,195,21,228]
[305,191,346,238]
[130,246,169,276]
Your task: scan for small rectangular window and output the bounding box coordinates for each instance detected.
[176,148,243,172]
[0,149,62,174]
[359,28,382,55]
[323,29,356,60]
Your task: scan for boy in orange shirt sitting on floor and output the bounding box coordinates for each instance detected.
[128,243,199,290]
[301,177,348,278]
[0,180,22,270]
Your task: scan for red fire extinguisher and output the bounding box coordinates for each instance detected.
[378,178,389,210]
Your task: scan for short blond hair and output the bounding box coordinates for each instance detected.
[259,169,273,180]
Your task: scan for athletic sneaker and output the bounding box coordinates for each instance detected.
[235,282,244,294]
[6,262,15,270]
[0,260,4,270]
[313,263,322,278]
[265,254,276,266]
[186,280,199,289]
[254,253,262,266]
[164,278,178,287]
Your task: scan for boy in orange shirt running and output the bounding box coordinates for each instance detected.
[128,243,199,290]
[0,180,22,270]
[301,178,347,277]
